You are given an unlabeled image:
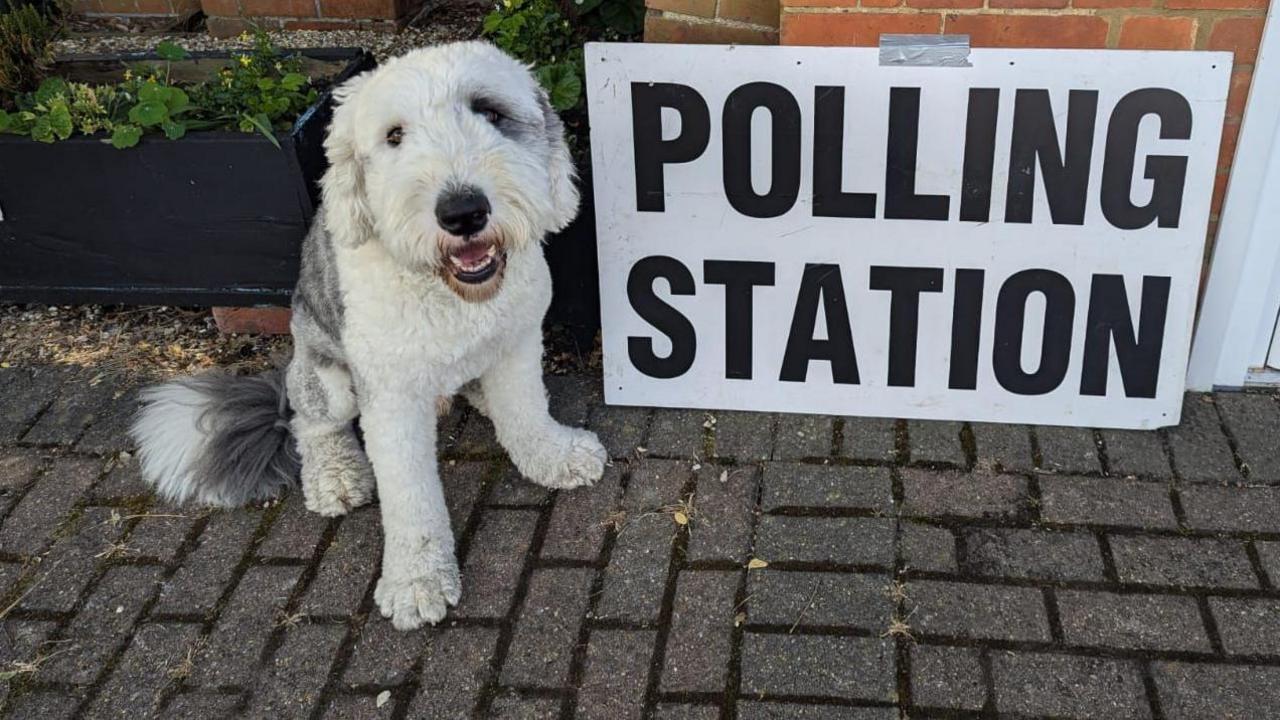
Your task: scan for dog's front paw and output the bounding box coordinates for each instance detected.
[374,560,462,631]
[523,427,607,490]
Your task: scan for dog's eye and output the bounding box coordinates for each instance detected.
[385,125,403,147]
[479,108,501,125]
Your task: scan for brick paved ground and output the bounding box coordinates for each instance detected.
[2,362,1280,718]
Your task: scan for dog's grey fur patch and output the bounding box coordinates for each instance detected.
[130,370,299,507]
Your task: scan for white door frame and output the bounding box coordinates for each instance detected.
[1187,6,1280,390]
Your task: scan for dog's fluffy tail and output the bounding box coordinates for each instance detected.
[130,370,299,507]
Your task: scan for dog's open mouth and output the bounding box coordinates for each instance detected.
[446,238,504,284]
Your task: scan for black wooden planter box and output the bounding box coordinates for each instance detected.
[0,47,375,307]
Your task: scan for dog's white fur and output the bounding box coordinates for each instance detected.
[131,42,606,631]
[312,42,605,629]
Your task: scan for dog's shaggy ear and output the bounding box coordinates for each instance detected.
[321,72,374,245]
[539,90,580,233]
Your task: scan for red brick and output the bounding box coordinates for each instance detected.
[782,0,858,6]
[320,0,397,18]
[71,0,102,12]
[1167,0,1266,9]
[212,307,292,335]
[241,0,316,16]
[943,14,1108,48]
[1117,16,1196,50]
[1208,17,1265,63]
[719,0,781,27]
[860,0,901,6]
[646,14,779,44]
[650,0,717,18]
[282,17,395,29]
[200,0,241,16]
[1226,68,1253,118]
[98,0,138,12]
[990,0,1067,8]
[781,11,942,46]
[1217,120,1240,171]
[206,15,255,35]
[909,0,982,8]
[1071,0,1153,7]
[134,0,172,12]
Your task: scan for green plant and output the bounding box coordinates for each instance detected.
[482,0,643,111]
[0,32,318,149]
[0,4,62,106]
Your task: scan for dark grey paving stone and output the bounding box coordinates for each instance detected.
[746,570,890,631]
[754,516,895,568]
[908,580,1051,642]
[577,630,655,720]
[451,409,504,457]
[971,423,1035,473]
[342,620,433,686]
[41,565,163,685]
[1101,429,1172,478]
[189,565,304,686]
[1179,486,1280,534]
[6,690,82,720]
[1216,393,1280,483]
[773,414,834,460]
[908,420,966,466]
[299,509,382,616]
[1110,536,1258,589]
[320,694,396,719]
[0,365,71,442]
[911,644,986,710]
[686,464,757,563]
[646,408,708,460]
[589,404,651,459]
[248,623,346,718]
[546,373,601,427]
[594,462,686,621]
[902,522,958,573]
[739,704,895,719]
[760,463,892,512]
[712,410,774,461]
[1167,395,1240,482]
[661,571,737,693]
[1257,541,1280,586]
[85,458,148,502]
[656,704,722,720]
[1038,476,1178,529]
[0,447,42,516]
[487,464,551,505]
[961,528,1104,582]
[407,628,500,718]
[84,623,202,719]
[20,373,120,447]
[901,469,1030,521]
[440,460,492,532]
[257,492,329,560]
[19,507,123,613]
[1057,591,1212,652]
[500,567,594,687]
[0,618,58,666]
[453,508,539,618]
[152,509,264,615]
[0,456,101,555]
[163,690,244,719]
[992,652,1151,719]
[1036,426,1102,474]
[1152,662,1280,719]
[739,634,895,701]
[127,509,202,563]
[490,694,561,719]
[76,385,142,456]
[840,416,897,462]
[1209,597,1280,656]
[541,463,623,561]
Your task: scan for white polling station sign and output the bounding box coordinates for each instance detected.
[584,42,1230,429]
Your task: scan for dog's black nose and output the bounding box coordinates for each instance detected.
[435,188,491,236]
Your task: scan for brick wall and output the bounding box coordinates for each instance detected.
[646,0,1270,273]
[201,0,423,36]
[72,0,201,18]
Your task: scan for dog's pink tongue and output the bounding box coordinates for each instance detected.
[452,244,491,264]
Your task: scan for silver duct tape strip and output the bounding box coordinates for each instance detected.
[879,34,971,67]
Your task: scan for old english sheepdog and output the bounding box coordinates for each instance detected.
[130,42,607,630]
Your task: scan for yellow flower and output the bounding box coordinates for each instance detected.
[123,69,133,81]
[239,31,251,41]
[239,55,252,67]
